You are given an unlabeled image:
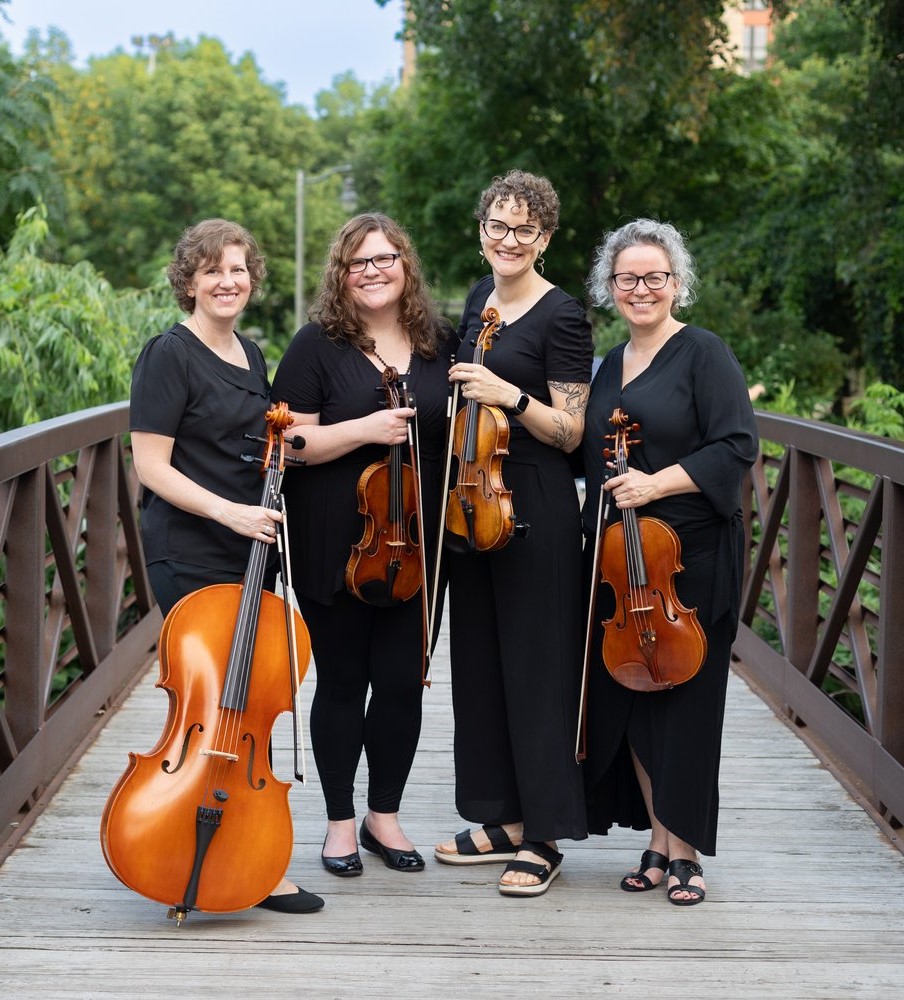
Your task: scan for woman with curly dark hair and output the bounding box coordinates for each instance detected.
[272,213,453,879]
[433,170,594,896]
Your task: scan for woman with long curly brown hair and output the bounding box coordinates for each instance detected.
[272,213,452,879]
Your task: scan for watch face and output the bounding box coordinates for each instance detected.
[516,393,529,413]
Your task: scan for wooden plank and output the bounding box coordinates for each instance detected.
[2,615,904,999]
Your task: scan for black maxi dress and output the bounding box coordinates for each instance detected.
[271,323,453,820]
[580,324,759,856]
[447,274,594,844]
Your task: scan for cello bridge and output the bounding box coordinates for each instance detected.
[199,749,240,761]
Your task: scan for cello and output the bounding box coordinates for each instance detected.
[100,403,311,924]
[443,306,526,553]
[582,407,706,704]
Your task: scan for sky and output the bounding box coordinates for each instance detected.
[0,0,406,111]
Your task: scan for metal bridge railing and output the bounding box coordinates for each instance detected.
[2,403,903,857]
[0,403,161,857]
[735,412,904,837]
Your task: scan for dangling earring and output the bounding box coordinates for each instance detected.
[536,250,546,276]
[479,248,489,266]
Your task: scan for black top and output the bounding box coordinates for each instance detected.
[457,275,594,444]
[583,325,759,530]
[272,322,454,604]
[130,322,272,573]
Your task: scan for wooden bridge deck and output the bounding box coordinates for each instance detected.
[2,618,904,999]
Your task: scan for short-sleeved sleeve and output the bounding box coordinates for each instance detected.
[130,332,191,436]
[545,294,594,384]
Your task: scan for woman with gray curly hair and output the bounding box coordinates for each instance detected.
[580,218,758,906]
[433,170,594,897]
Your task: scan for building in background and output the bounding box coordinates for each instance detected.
[724,1,776,74]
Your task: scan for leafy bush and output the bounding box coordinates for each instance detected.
[0,204,174,430]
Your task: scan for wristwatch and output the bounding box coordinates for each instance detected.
[513,391,530,415]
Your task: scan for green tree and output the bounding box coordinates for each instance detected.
[28,33,331,340]
[374,0,790,301]
[0,25,62,246]
[0,205,173,430]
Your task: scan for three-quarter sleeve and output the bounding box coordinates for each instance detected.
[679,336,759,520]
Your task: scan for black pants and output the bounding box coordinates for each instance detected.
[297,589,425,821]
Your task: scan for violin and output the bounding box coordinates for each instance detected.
[590,407,706,693]
[345,366,425,607]
[444,306,522,553]
[100,403,311,924]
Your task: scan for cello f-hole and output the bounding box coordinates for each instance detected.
[162,723,204,774]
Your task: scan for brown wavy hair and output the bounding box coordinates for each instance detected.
[475,169,560,234]
[312,213,444,359]
[166,218,266,313]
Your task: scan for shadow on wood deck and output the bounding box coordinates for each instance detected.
[2,620,904,999]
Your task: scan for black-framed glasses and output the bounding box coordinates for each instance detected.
[481,219,544,245]
[611,271,672,291]
[348,253,401,273]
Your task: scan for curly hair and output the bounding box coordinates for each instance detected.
[312,213,444,359]
[475,169,561,234]
[166,218,266,313]
[587,218,698,312]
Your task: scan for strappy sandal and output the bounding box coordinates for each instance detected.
[434,824,520,865]
[498,840,563,897]
[620,849,669,892]
[667,859,706,906]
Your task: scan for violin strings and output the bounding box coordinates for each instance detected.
[618,446,657,667]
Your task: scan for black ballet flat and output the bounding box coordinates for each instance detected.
[359,819,425,872]
[321,850,363,877]
[255,885,325,913]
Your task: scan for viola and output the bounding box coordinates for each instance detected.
[591,407,706,693]
[444,306,521,553]
[345,366,425,607]
[100,403,311,923]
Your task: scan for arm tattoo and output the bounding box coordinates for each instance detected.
[548,381,589,450]
[549,381,590,417]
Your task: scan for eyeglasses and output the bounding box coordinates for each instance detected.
[611,271,672,291]
[481,219,544,245]
[348,253,401,273]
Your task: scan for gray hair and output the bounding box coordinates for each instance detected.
[587,218,698,312]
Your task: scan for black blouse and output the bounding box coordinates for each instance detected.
[130,322,271,573]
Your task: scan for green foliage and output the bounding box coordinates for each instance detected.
[23,33,332,340]
[846,383,904,439]
[0,205,173,430]
[0,35,63,245]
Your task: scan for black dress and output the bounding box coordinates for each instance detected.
[581,324,759,855]
[271,322,453,820]
[447,275,594,844]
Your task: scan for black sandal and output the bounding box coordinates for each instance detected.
[498,840,563,897]
[620,849,669,892]
[667,859,706,906]
[434,824,520,866]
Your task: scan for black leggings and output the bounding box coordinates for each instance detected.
[297,589,425,821]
